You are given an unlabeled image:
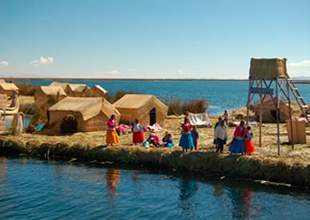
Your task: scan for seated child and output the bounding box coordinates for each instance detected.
[162,131,174,148]
[147,129,160,147]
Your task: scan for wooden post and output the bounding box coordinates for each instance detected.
[286,80,294,149]
[276,79,280,156]
[259,79,263,148]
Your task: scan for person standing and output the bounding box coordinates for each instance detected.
[191,126,199,150]
[229,120,245,155]
[244,126,256,155]
[179,117,194,153]
[132,118,144,144]
[214,117,222,148]
[106,114,119,146]
[214,119,228,153]
[223,110,229,125]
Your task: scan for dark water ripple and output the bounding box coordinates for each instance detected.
[0,158,310,219]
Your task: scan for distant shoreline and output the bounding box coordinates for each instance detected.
[4,77,248,82]
[3,77,310,84]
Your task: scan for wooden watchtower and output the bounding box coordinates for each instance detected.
[246,58,309,155]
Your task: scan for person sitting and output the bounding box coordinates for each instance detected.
[147,129,160,147]
[162,131,174,148]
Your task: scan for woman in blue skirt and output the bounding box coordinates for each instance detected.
[229,120,245,155]
[179,117,194,152]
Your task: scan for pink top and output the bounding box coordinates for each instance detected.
[149,133,160,143]
[107,119,116,130]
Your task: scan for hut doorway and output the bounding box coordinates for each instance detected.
[150,108,156,125]
[60,115,77,133]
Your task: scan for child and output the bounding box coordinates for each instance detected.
[244,126,256,155]
[147,129,160,147]
[191,126,199,150]
[162,131,174,148]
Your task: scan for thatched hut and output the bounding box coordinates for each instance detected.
[249,96,303,123]
[85,85,108,97]
[113,94,168,126]
[34,86,67,103]
[49,82,89,97]
[34,86,67,120]
[66,84,89,97]
[0,82,19,97]
[47,97,120,132]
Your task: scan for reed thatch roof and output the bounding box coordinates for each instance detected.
[39,86,67,96]
[249,58,289,80]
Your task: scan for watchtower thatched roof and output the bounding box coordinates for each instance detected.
[249,58,288,80]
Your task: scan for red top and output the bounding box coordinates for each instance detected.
[233,125,243,138]
[182,122,192,132]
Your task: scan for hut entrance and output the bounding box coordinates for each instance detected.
[60,115,77,134]
[150,108,156,125]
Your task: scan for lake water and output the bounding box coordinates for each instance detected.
[15,79,310,116]
[0,157,309,219]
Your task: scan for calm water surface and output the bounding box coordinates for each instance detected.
[0,157,309,220]
[16,79,310,116]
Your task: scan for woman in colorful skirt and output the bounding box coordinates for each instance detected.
[132,118,144,144]
[244,125,256,155]
[179,117,194,152]
[229,120,245,155]
[106,114,119,146]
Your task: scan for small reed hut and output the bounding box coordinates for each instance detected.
[249,96,303,123]
[47,97,120,133]
[0,82,19,97]
[85,85,108,97]
[113,94,168,126]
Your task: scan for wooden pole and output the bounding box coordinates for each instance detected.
[286,80,294,149]
[259,79,263,148]
[276,79,280,156]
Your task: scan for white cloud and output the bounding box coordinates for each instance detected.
[108,70,121,75]
[288,60,310,67]
[177,69,185,75]
[30,56,54,65]
[0,61,9,67]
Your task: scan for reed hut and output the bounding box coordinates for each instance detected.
[34,86,67,118]
[249,97,303,123]
[0,82,19,97]
[49,82,89,97]
[34,86,67,103]
[85,85,108,97]
[66,84,89,97]
[113,94,168,126]
[47,97,120,132]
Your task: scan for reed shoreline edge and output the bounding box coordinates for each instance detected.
[0,136,309,188]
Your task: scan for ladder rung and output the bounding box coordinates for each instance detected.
[302,105,309,108]
[307,115,310,118]
[292,87,298,90]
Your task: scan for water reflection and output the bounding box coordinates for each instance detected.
[105,168,120,205]
[230,187,255,219]
[178,178,198,218]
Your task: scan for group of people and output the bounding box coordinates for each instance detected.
[214,117,256,155]
[106,116,175,148]
[106,113,256,155]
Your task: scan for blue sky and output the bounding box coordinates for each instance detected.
[0,0,309,79]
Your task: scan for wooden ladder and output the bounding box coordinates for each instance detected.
[287,79,310,123]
